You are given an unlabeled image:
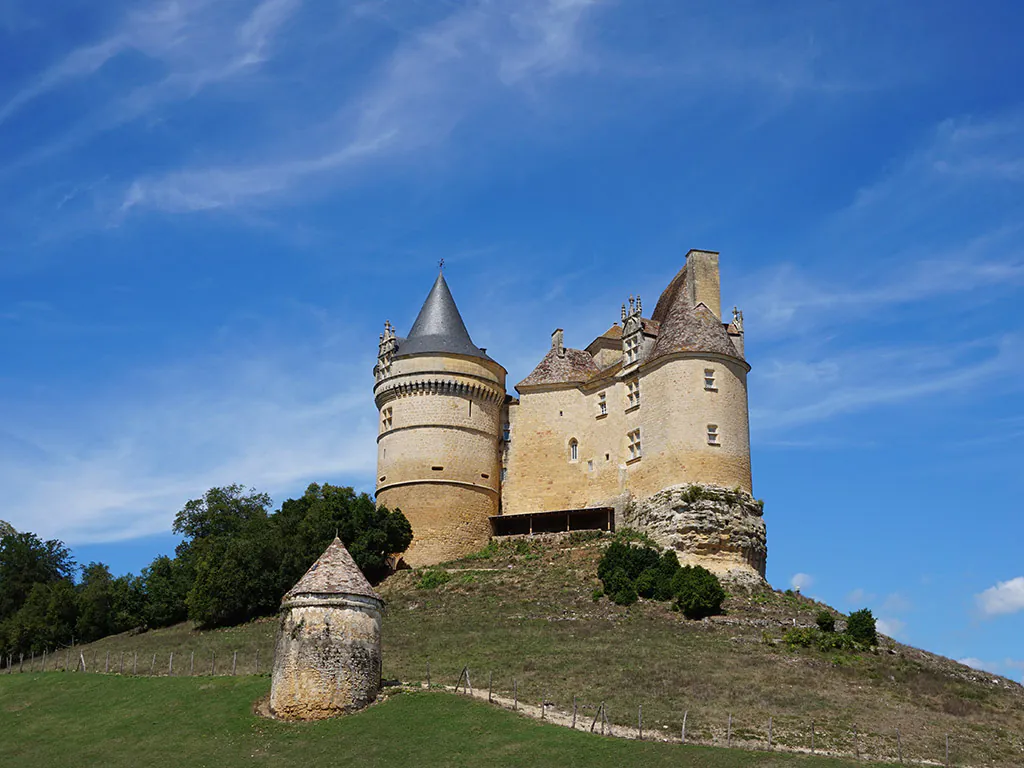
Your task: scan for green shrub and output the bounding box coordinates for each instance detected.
[846,608,877,646]
[783,626,818,648]
[591,587,604,602]
[635,569,658,599]
[815,610,836,633]
[611,581,638,606]
[416,569,451,590]
[671,565,725,619]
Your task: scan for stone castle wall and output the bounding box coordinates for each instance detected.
[501,354,751,518]
[625,483,766,585]
[375,352,505,566]
[270,595,383,720]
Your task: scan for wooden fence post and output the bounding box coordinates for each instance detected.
[572,696,577,729]
[119,652,124,675]
[255,649,260,675]
[190,651,195,676]
[212,652,216,676]
[65,649,70,671]
[811,720,815,754]
[426,660,430,688]
[638,704,643,741]
[19,653,24,672]
[728,713,733,747]
[513,678,517,711]
[854,724,859,761]
[232,651,237,676]
[946,733,950,767]
[31,651,35,671]
[78,652,86,672]
[488,671,492,703]
[150,653,156,676]
[682,710,688,744]
[896,728,903,764]
[169,652,174,676]
[42,651,47,672]
[133,652,138,676]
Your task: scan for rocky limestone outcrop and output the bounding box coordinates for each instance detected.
[624,484,767,586]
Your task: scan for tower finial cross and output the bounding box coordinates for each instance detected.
[438,258,445,271]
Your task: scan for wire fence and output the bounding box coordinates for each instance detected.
[0,652,989,767]
[2,648,267,677]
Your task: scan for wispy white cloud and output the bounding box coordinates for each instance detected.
[790,572,813,591]
[876,617,906,640]
[752,334,1023,433]
[0,340,377,544]
[976,576,1024,618]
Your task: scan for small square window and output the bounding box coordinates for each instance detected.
[626,379,641,409]
[707,424,719,445]
[587,459,594,471]
[627,429,642,460]
[704,369,717,391]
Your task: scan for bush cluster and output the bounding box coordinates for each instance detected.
[596,540,726,618]
[783,608,878,652]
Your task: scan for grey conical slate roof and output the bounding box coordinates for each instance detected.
[396,273,492,360]
[284,537,382,603]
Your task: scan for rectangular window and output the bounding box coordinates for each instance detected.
[381,407,393,432]
[503,422,511,442]
[587,459,594,471]
[598,392,607,416]
[627,429,642,461]
[707,424,719,445]
[624,335,640,364]
[704,368,717,391]
[626,379,641,409]
[500,468,507,482]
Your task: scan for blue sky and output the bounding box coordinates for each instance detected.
[1,1,1022,679]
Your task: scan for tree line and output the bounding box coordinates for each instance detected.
[0,483,412,661]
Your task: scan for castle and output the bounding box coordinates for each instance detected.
[374,249,766,581]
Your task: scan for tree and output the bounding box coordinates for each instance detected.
[109,574,147,633]
[0,532,75,621]
[815,610,836,633]
[0,580,78,656]
[274,483,412,587]
[142,555,190,628]
[76,562,116,643]
[173,485,273,543]
[0,520,15,538]
[846,608,877,646]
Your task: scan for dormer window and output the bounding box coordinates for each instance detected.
[704,369,717,391]
[626,379,641,410]
[624,335,640,365]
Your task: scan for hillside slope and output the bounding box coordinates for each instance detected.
[62,535,1023,766]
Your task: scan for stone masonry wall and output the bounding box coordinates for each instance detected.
[625,483,766,585]
[270,596,383,720]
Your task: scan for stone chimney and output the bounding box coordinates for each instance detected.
[552,328,565,357]
[686,250,722,320]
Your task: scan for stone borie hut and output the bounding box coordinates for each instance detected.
[270,538,384,720]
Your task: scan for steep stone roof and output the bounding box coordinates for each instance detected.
[518,347,601,388]
[648,265,741,362]
[396,273,492,361]
[284,537,382,603]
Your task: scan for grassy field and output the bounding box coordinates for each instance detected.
[0,674,895,768]
[53,535,1024,766]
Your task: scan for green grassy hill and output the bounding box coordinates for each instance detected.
[0,675,891,768]
[37,535,1024,766]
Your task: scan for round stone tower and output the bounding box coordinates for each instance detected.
[270,537,384,720]
[374,272,507,566]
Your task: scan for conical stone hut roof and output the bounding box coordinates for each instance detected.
[283,537,382,603]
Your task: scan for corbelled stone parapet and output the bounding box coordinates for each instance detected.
[624,483,767,586]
